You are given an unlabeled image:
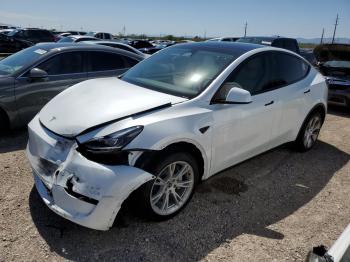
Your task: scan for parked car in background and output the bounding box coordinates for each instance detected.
[26,42,327,230]
[138,42,176,55]
[0,29,16,35]
[83,40,147,57]
[68,31,86,35]
[58,35,99,43]
[129,39,154,49]
[0,32,33,54]
[7,28,55,44]
[206,37,239,42]
[237,36,300,54]
[86,31,113,40]
[314,44,350,109]
[300,48,317,65]
[0,43,144,131]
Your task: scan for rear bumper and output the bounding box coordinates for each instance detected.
[328,89,350,107]
[327,79,350,107]
[26,115,154,230]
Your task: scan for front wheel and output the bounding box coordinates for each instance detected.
[295,111,323,152]
[139,152,199,220]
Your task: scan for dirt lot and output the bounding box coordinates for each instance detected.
[0,107,349,262]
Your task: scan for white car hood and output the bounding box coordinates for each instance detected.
[39,77,187,137]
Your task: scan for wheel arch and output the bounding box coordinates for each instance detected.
[134,141,206,181]
[306,103,326,124]
[296,103,326,140]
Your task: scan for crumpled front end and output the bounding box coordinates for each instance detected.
[26,115,155,230]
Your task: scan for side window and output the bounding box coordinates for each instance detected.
[89,52,126,71]
[271,52,309,86]
[37,52,84,75]
[123,56,139,67]
[104,33,112,40]
[215,53,271,100]
[95,33,102,38]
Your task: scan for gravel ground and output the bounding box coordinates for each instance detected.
[0,107,349,262]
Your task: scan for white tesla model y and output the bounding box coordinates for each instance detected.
[26,42,327,230]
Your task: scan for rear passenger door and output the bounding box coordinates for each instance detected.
[86,51,138,78]
[268,51,311,142]
[15,51,87,124]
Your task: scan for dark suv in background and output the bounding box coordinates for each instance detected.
[7,28,55,44]
[237,36,300,54]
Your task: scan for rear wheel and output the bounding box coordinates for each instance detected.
[295,111,323,151]
[0,110,9,134]
[139,152,199,220]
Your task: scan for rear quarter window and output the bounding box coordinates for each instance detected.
[88,51,127,71]
[271,52,310,86]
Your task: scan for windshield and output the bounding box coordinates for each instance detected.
[0,46,47,76]
[58,37,74,43]
[121,46,236,98]
[323,60,350,69]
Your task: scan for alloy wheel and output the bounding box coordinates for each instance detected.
[150,161,194,216]
[303,115,322,149]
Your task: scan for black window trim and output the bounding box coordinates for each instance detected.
[211,50,311,104]
[18,50,87,78]
[86,50,140,73]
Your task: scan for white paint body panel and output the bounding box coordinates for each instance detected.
[40,77,187,137]
[26,46,328,230]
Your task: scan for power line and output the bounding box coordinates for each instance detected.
[320,28,324,44]
[331,14,339,44]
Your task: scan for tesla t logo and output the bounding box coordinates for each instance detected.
[49,116,56,122]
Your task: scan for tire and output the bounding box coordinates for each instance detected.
[0,110,9,134]
[138,152,199,220]
[294,111,323,152]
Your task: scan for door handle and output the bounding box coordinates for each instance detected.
[304,89,311,94]
[264,101,274,106]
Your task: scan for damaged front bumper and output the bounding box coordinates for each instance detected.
[26,115,155,230]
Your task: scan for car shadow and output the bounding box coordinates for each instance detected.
[29,141,349,261]
[0,129,27,153]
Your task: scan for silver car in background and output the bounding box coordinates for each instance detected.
[0,43,144,131]
[83,40,147,57]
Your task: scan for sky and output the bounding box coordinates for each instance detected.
[0,0,349,39]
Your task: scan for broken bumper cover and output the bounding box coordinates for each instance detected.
[26,115,154,231]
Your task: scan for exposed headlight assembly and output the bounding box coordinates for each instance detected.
[78,125,143,154]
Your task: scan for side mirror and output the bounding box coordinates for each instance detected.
[225,85,252,104]
[29,68,48,79]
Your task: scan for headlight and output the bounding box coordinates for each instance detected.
[78,125,143,154]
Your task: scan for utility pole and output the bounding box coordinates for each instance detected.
[320,28,324,44]
[244,22,248,37]
[331,14,339,44]
[122,25,126,37]
[204,29,206,40]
